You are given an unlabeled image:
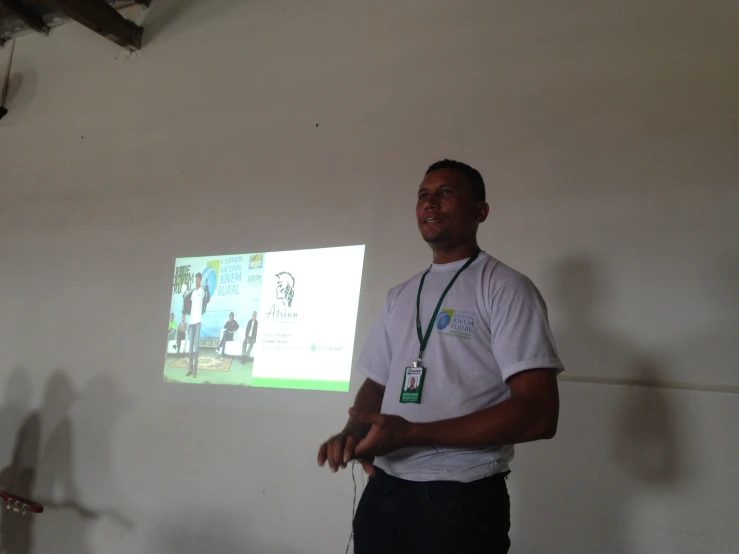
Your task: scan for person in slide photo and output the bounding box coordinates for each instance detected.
[167,313,177,342]
[176,314,188,358]
[216,312,239,359]
[318,159,564,553]
[241,311,259,363]
[182,272,210,378]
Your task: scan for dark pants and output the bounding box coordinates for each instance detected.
[353,467,511,554]
[242,338,254,359]
[176,331,186,355]
[218,331,234,353]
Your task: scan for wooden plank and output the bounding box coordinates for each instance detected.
[0,0,50,35]
[42,0,143,49]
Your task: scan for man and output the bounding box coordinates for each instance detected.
[182,272,210,377]
[167,313,177,342]
[241,311,259,363]
[317,160,564,553]
[216,312,239,359]
[406,377,417,392]
[176,314,188,357]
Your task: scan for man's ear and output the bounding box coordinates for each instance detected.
[476,201,490,224]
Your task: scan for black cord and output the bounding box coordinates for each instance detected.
[345,460,357,554]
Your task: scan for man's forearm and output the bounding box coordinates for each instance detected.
[408,395,558,449]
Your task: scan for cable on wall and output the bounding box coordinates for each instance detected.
[559,374,739,395]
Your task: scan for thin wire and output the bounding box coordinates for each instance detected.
[1,38,16,106]
[345,460,357,554]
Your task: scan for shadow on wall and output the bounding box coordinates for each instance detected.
[611,360,680,486]
[69,374,134,513]
[0,368,33,473]
[669,254,739,388]
[553,256,684,485]
[0,368,40,554]
[0,370,134,554]
[510,256,684,554]
[0,61,38,127]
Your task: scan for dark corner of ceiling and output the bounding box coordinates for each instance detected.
[0,0,152,50]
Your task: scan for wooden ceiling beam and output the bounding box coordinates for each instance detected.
[0,0,51,35]
[41,0,143,49]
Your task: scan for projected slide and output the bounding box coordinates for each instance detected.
[163,245,365,392]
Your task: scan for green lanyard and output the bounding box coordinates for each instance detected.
[415,250,480,363]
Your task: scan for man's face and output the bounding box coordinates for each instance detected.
[416,169,487,248]
[252,311,257,320]
[196,275,202,288]
[410,378,416,388]
[182,315,186,323]
[170,315,174,321]
[229,314,234,321]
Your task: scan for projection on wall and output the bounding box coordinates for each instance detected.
[163,245,365,391]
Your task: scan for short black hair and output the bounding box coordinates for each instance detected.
[229,312,234,317]
[425,159,486,202]
[195,272,202,279]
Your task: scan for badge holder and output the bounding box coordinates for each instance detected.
[399,360,426,404]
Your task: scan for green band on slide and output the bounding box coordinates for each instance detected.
[250,378,350,392]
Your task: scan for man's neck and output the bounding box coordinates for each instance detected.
[431,242,481,265]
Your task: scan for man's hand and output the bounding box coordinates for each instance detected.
[350,408,413,459]
[317,428,375,475]
[318,378,387,476]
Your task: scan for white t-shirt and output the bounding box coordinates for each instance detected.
[190,287,204,325]
[355,251,564,482]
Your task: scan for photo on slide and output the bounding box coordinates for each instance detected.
[163,245,365,392]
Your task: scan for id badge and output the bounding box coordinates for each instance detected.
[399,364,426,404]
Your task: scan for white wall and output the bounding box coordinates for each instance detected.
[0,0,737,552]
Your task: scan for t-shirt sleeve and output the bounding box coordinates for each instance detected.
[354,291,395,386]
[490,275,564,382]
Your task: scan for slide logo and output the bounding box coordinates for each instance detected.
[171,261,219,295]
[203,261,220,297]
[266,271,297,320]
[249,254,263,269]
[436,309,454,330]
[275,272,295,307]
[172,264,192,294]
